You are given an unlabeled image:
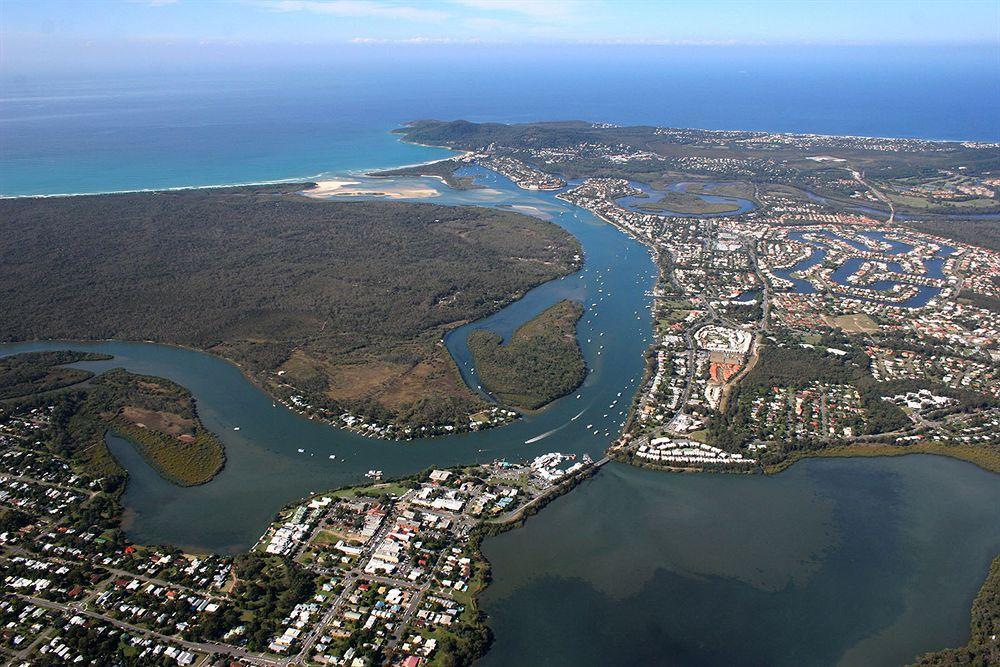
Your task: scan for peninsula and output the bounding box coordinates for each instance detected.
[0,185,581,438]
[391,119,1000,474]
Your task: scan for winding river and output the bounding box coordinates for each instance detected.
[0,166,659,552]
[2,166,998,665]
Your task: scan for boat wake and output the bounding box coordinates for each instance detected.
[524,422,569,444]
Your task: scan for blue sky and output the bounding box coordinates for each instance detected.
[3,0,998,72]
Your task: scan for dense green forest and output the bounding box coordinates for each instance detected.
[907,217,1000,253]
[468,300,585,410]
[0,351,111,399]
[0,185,580,427]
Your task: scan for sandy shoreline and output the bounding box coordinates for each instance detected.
[301,178,440,199]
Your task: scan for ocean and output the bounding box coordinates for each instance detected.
[2,45,998,196]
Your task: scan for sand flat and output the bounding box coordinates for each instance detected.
[303,178,439,199]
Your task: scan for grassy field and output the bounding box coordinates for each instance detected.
[683,181,755,199]
[825,313,879,333]
[468,300,586,410]
[634,190,742,215]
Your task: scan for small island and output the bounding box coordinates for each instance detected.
[468,300,586,410]
[633,189,743,215]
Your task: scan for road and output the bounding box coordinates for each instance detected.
[12,592,280,666]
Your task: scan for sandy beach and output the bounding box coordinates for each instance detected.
[302,178,439,199]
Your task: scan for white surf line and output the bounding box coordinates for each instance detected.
[0,174,332,200]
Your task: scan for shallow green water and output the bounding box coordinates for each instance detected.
[480,457,1000,666]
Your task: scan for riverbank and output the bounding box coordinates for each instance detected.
[764,441,1000,475]
[0,185,583,440]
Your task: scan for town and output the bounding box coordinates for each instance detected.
[414,120,999,472]
[1,387,599,667]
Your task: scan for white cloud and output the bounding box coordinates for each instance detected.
[454,0,577,19]
[262,1,449,21]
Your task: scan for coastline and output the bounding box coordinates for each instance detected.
[5,125,997,665]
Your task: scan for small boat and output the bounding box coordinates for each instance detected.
[297,448,305,453]
[329,455,336,460]
[233,427,240,431]
[586,424,593,429]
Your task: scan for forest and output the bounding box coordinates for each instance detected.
[0,185,580,428]
[0,351,111,399]
[467,300,586,410]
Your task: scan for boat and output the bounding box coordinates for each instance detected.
[329,455,336,460]
[233,427,240,431]
[297,448,304,453]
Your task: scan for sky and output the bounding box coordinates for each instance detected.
[2,0,999,73]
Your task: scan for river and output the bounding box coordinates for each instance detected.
[2,167,997,665]
[0,165,659,552]
[480,457,1000,666]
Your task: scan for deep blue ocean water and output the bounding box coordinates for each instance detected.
[2,47,998,195]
